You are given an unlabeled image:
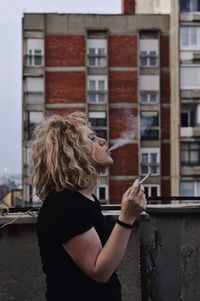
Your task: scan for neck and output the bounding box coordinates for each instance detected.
[78,186,94,201]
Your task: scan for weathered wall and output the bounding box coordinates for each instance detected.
[0,216,141,301]
[1,207,200,301]
[140,207,200,301]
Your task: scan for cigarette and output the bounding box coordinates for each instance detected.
[139,172,152,184]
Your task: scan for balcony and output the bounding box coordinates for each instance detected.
[1,201,200,300]
[24,91,44,108]
[140,128,159,140]
[180,11,200,21]
[180,126,200,137]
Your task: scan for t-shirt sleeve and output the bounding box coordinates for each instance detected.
[47,196,93,244]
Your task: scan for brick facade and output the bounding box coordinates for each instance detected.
[45,36,85,67]
[160,71,170,104]
[46,72,85,103]
[110,144,138,176]
[161,108,170,140]
[109,108,138,140]
[161,142,171,176]
[160,36,169,67]
[109,36,137,67]
[109,71,137,103]
[110,179,135,204]
[161,179,171,199]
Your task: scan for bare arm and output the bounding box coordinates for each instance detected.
[63,179,146,283]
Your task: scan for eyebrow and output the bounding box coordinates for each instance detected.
[88,131,96,137]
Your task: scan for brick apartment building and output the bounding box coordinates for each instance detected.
[22,0,171,205]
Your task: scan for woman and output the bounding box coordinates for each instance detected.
[31,111,146,301]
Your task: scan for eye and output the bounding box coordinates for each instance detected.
[89,135,96,142]
[88,132,97,142]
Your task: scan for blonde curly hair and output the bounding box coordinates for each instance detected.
[30,111,97,200]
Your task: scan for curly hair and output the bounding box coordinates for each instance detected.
[30,112,97,200]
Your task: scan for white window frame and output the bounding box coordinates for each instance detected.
[140,51,158,67]
[181,0,200,12]
[181,181,200,197]
[181,108,196,127]
[141,147,160,175]
[28,111,44,139]
[94,185,108,203]
[26,38,44,67]
[180,26,200,50]
[87,76,107,103]
[87,39,107,68]
[144,184,160,197]
[140,91,159,103]
[88,111,107,139]
[100,168,109,176]
[140,111,159,140]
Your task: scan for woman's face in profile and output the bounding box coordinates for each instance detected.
[83,126,113,171]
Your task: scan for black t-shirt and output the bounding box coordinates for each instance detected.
[37,189,122,301]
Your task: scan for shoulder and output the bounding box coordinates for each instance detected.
[44,189,87,212]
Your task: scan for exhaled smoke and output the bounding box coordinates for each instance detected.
[109,111,138,151]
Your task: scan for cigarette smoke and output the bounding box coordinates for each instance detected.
[109,111,138,151]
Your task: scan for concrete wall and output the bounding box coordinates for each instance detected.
[23,14,169,35]
[140,206,200,301]
[0,215,141,301]
[1,206,200,301]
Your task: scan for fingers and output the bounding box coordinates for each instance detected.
[121,179,147,218]
[124,179,144,197]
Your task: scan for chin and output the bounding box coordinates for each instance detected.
[95,159,113,173]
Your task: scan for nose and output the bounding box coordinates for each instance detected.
[99,137,106,146]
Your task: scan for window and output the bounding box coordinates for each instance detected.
[139,37,159,67]
[93,185,108,203]
[181,67,200,89]
[181,142,200,165]
[140,91,159,103]
[24,77,44,104]
[100,168,108,176]
[180,0,200,12]
[28,50,43,66]
[89,111,107,139]
[140,111,159,140]
[87,39,107,67]
[180,27,200,49]
[26,39,44,67]
[144,185,160,198]
[28,112,44,140]
[140,51,158,67]
[181,181,200,197]
[181,109,195,127]
[141,148,160,175]
[88,76,107,103]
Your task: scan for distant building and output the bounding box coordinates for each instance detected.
[0,185,9,201]
[23,0,200,204]
[1,189,22,208]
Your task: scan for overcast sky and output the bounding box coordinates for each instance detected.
[0,0,121,176]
